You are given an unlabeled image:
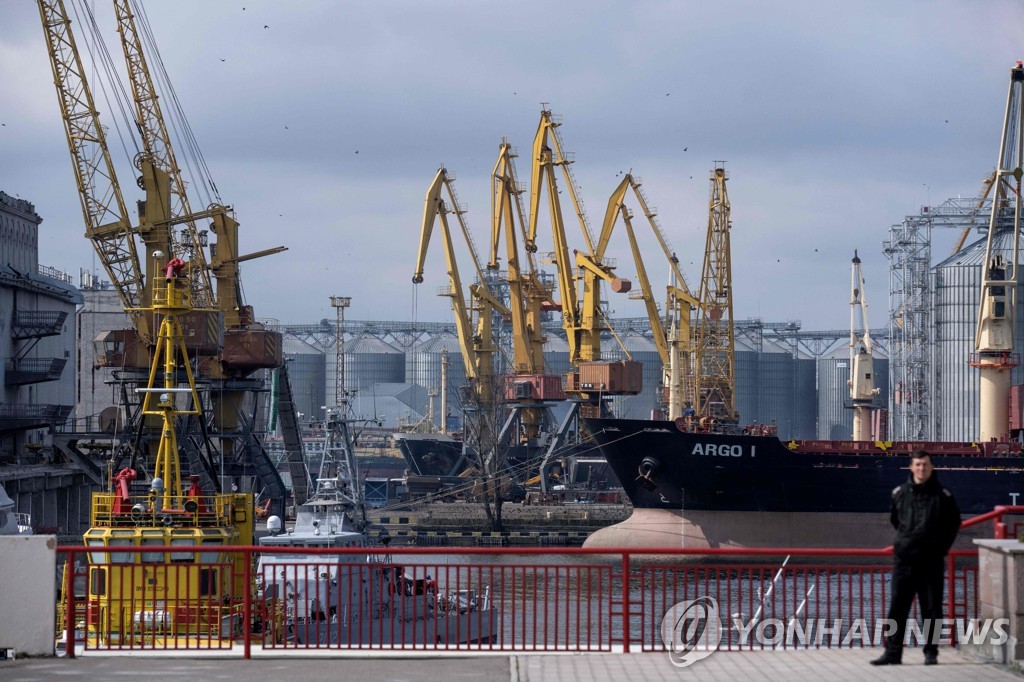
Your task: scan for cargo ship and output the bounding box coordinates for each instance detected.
[581,417,1024,549]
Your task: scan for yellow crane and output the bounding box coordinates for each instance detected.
[526,107,632,370]
[113,0,213,308]
[599,173,700,419]
[694,162,737,422]
[38,0,148,336]
[414,166,510,417]
[39,0,289,517]
[489,140,565,444]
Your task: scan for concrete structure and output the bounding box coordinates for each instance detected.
[0,535,57,656]
[973,538,1024,664]
[73,283,127,427]
[0,191,81,462]
[0,192,98,542]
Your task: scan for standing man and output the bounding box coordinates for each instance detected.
[871,450,960,666]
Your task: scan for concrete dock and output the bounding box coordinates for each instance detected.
[1,648,1018,681]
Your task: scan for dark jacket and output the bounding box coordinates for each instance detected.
[890,472,961,561]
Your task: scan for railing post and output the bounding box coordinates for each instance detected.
[243,547,252,659]
[64,549,76,659]
[946,552,956,646]
[621,551,631,653]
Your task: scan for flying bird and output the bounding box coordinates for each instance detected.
[219,58,226,62]
[285,126,289,129]
[683,147,688,151]
[264,24,269,29]
[355,150,359,154]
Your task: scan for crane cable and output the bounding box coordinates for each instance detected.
[132,0,221,206]
[71,0,140,167]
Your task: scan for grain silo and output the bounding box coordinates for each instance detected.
[282,334,326,420]
[817,345,890,441]
[605,332,661,419]
[933,231,1024,442]
[793,353,818,439]
[755,338,797,436]
[542,333,571,379]
[338,334,404,393]
[405,333,468,403]
[732,335,758,428]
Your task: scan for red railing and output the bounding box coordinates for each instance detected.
[57,505,1024,658]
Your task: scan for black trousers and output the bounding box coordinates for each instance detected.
[885,555,945,657]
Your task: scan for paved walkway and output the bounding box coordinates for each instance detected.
[0,648,1019,681]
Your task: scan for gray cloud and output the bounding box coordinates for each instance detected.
[1,0,1020,331]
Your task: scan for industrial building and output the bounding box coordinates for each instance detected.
[0,191,92,540]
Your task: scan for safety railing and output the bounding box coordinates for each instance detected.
[57,505,1024,658]
[55,545,979,658]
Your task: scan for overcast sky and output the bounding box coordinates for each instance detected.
[2,0,1021,333]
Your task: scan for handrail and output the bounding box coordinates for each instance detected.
[56,504,1024,658]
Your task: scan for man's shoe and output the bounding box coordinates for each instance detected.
[924,652,938,665]
[870,653,902,665]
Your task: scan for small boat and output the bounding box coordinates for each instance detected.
[0,483,32,535]
[257,414,498,646]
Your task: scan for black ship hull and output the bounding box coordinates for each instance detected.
[582,418,1024,549]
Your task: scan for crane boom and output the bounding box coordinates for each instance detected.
[415,167,504,408]
[37,0,145,331]
[694,162,737,422]
[526,107,629,366]
[113,0,214,307]
[849,251,879,441]
[972,61,1024,442]
[491,141,548,374]
[598,173,699,418]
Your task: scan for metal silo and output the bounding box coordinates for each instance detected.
[793,353,818,439]
[816,347,852,440]
[933,231,1024,442]
[755,338,796,437]
[339,335,404,393]
[282,334,326,420]
[605,332,661,419]
[405,333,468,399]
[817,345,890,440]
[542,333,571,379]
[733,336,758,428]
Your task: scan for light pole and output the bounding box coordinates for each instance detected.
[329,296,351,408]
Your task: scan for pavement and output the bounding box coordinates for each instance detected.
[0,648,1020,682]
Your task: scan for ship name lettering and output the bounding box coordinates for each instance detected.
[692,443,746,457]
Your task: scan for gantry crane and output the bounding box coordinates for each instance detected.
[525,107,637,401]
[972,61,1024,442]
[600,173,700,420]
[694,162,737,423]
[849,251,880,441]
[414,166,509,429]
[39,0,289,518]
